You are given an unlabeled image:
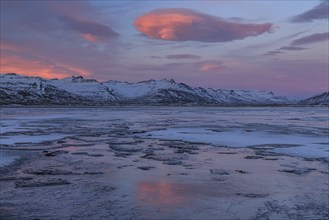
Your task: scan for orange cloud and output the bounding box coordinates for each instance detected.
[134,9,274,42]
[1,54,88,79]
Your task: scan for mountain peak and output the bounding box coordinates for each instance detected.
[300,91,329,105]
[160,78,175,84]
[70,75,98,83]
[2,73,325,106]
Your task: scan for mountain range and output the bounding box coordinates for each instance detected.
[0,73,327,106]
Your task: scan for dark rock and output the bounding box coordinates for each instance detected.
[163,160,183,165]
[255,151,280,157]
[169,145,199,150]
[212,177,226,181]
[114,152,133,158]
[87,154,104,157]
[278,168,316,175]
[110,144,142,152]
[83,172,104,175]
[263,158,279,161]
[235,170,249,174]
[174,149,192,154]
[15,178,70,188]
[137,166,155,170]
[236,193,269,198]
[0,177,33,181]
[44,150,69,157]
[217,152,238,155]
[210,169,230,175]
[117,165,133,169]
[244,155,264,159]
[24,169,74,175]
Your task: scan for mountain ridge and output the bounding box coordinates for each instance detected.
[299,92,329,106]
[0,73,327,106]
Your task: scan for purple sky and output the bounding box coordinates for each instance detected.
[1,0,328,97]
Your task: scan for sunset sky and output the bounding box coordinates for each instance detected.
[1,0,328,97]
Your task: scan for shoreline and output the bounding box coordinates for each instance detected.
[1,104,328,108]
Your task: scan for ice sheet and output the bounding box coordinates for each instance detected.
[145,128,329,158]
[1,107,328,161]
[272,145,329,158]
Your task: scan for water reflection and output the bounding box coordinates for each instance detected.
[136,180,187,207]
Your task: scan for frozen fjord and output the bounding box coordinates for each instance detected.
[0,106,328,220]
[1,106,328,160]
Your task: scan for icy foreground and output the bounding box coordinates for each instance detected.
[0,107,328,219]
[0,73,298,105]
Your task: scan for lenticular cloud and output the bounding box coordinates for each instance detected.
[134,9,274,42]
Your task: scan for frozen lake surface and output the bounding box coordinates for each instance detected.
[1,107,328,162]
[0,107,328,219]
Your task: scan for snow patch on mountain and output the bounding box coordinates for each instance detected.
[48,76,117,102]
[0,73,304,106]
[300,92,329,106]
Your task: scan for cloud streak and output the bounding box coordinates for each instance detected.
[291,0,329,23]
[134,8,274,42]
[263,50,285,56]
[263,32,327,56]
[166,54,201,59]
[279,46,307,51]
[291,32,328,45]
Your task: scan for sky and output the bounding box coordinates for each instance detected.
[0,0,328,97]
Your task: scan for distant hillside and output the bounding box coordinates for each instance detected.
[299,92,329,106]
[0,73,307,106]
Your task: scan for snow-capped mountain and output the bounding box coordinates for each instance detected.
[299,92,329,106]
[0,73,296,106]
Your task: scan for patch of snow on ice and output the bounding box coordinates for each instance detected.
[272,145,329,158]
[1,134,71,145]
[145,128,328,158]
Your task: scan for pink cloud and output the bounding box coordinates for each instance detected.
[60,15,119,43]
[80,33,99,43]
[200,63,224,72]
[134,8,274,42]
